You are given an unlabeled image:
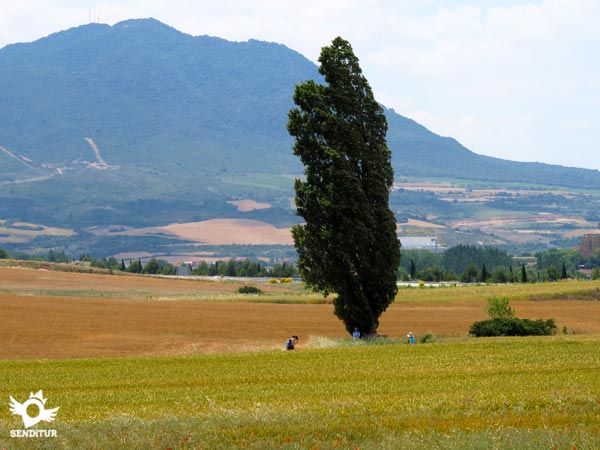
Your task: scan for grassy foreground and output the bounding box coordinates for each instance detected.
[2,336,600,449]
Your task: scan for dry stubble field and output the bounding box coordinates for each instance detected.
[2,265,600,360]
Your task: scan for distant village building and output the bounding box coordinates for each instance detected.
[398,236,444,253]
[176,263,193,276]
[581,224,600,259]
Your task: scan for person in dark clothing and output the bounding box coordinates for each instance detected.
[284,335,299,350]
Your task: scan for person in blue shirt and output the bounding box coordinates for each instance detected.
[284,335,299,350]
[352,328,361,339]
[407,331,416,344]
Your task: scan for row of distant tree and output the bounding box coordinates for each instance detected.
[1,244,599,282]
[192,260,297,278]
[398,245,600,282]
[0,248,299,278]
[86,255,299,277]
[81,254,177,275]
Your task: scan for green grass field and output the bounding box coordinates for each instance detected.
[2,336,600,449]
[394,281,600,303]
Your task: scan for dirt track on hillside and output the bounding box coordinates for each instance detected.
[2,267,600,359]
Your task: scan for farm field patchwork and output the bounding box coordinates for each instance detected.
[2,265,600,448]
[0,220,75,244]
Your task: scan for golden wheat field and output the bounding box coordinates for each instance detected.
[2,265,600,360]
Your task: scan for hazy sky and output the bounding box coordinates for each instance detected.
[1,1,598,170]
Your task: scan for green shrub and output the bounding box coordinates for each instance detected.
[238,285,263,294]
[487,296,514,319]
[469,317,556,337]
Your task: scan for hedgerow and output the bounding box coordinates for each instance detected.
[469,317,556,337]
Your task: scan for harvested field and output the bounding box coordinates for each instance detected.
[0,220,75,244]
[0,294,344,358]
[394,181,579,199]
[397,218,446,229]
[3,266,600,360]
[451,213,587,230]
[227,199,272,212]
[113,218,293,245]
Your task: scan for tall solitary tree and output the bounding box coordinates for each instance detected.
[287,37,401,336]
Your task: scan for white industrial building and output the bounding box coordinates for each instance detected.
[398,236,444,253]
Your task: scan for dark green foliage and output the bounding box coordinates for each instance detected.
[89,256,120,270]
[472,296,555,337]
[139,258,175,275]
[193,258,297,278]
[399,250,442,275]
[469,317,557,337]
[409,259,416,279]
[0,248,8,259]
[238,285,263,294]
[481,264,488,283]
[126,260,142,273]
[492,266,508,283]
[269,262,297,278]
[461,264,479,283]
[159,262,176,275]
[142,258,161,274]
[536,248,580,273]
[288,37,401,335]
[443,245,513,276]
[47,249,69,263]
[418,266,444,282]
[395,246,595,284]
[546,265,559,281]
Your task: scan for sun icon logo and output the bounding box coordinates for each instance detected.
[9,390,60,428]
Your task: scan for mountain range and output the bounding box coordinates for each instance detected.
[1,18,599,257]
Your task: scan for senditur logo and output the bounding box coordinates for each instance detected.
[10,390,59,428]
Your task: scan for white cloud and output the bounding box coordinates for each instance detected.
[359,0,600,169]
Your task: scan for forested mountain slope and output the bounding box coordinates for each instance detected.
[1,18,598,235]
